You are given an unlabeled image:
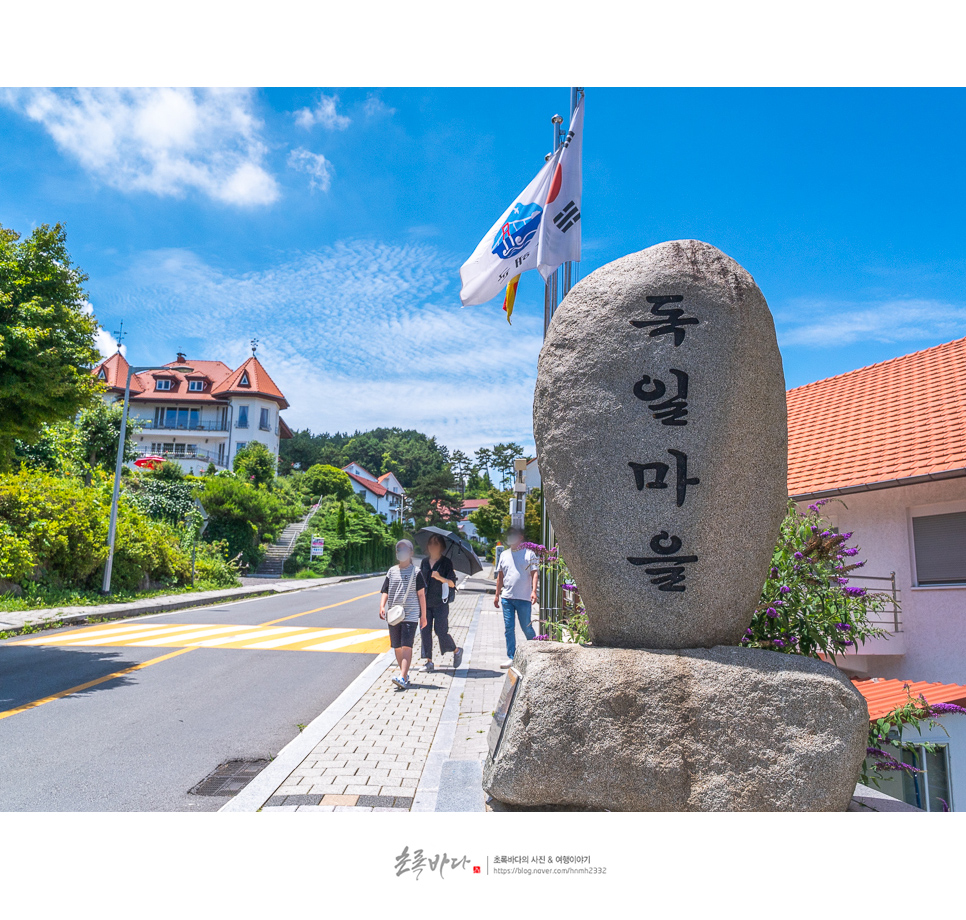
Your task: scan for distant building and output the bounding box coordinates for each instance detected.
[458,498,489,541]
[342,463,404,524]
[787,335,966,685]
[525,456,541,492]
[92,351,292,476]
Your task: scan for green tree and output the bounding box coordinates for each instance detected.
[0,223,101,468]
[233,441,276,487]
[408,468,462,526]
[474,447,493,479]
[303,463,353,500]
[468,489,511,544]
[491,442,524,488]
[75,401,141,484]
[464,466,494,499]
[449,449,471,497]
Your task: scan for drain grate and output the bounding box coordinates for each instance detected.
[189,759,270,797]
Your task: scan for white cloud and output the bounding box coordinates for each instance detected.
[81,301,126,357]
[288,147,334,192]
[1,88,279,206]
[363,95,395,118]
[98,241,543,453]
[293,93,350,130]
[777,297,966,347]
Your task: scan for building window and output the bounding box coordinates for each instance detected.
[97,368,107,381]
[259,407,270,430]
[173,443,186,456]
[237,405,249,428]
[162,407,199,429]
[236,442,247,453]
[186,444,197,455]
[912,511,966,585]
[155,379,172,391]
[150,442,162,454]
[239,371,250,387]
[900,743,952,811]
[188,380,204,392]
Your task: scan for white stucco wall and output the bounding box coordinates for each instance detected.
[806,477,966,684]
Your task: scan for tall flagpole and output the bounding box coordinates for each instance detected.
[540,86,582,622]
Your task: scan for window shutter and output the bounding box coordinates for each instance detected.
[912,512,966,585]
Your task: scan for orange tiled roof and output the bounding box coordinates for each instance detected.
[853,678,966,720]
[212,356,289,408]
[94,352,141,393]
[787,336,966,497]
[346,469,388,497]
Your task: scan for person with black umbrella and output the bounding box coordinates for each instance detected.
[419,532,463,671]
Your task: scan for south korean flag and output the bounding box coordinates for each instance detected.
[537,96,584,280]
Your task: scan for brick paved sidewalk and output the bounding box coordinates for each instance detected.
[254,570,541,814]
[262,586,483,812]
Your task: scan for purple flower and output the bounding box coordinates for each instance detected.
[808,504,819,513]
[746,628,753,635]
[843,586,867,598]
[841,532,853,540]
[793,552,804,560]
[788,635,798,644]
[770,567,779,578]
[562,582,577,591]
[779,585,791,595]
[740,637,750,644]
[843,547,859,557]
[836,623,852,631]
[773,639,785,648]
[842,639,854,646]
[534,634,550,641]
[929,702,966,716]
[766,607,778,618]
[519,541,547,554]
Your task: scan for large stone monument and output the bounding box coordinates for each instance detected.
[482,240,868,811]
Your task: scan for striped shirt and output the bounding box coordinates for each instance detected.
[381,564,426,623]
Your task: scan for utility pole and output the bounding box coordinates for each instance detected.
[101,360,193,595]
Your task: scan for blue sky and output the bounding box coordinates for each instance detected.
[2,87,965,456]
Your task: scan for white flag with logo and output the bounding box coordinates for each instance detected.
[459,152,560,307]
[537,96,583,279]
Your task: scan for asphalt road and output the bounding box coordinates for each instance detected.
[0,576,388,811]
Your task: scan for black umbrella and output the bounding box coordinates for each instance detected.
[413,526,484,575]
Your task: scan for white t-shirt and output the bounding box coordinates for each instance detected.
[497,548,539,601]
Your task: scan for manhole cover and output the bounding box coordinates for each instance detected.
[189,759,269,796]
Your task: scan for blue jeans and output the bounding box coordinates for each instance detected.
[501,598,536,659]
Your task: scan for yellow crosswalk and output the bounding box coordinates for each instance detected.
[12,622,390,654]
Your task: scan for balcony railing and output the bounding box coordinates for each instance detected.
[848,573,902,633]
[139,420,229,432]
[133,447,228,468]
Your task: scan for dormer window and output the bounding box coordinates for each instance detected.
[239,371,250,387]
[97,368,107,381]
[155,379,172,391]
[188,380,204,392]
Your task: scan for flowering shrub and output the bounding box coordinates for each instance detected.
[863,687,966,796]
[743,500,891,660]
[520,542,590,644]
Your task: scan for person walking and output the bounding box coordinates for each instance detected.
[419,533,463,672]
[379,539,428,690]
[494,526,539,668]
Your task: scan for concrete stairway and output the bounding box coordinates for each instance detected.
[251,518,308,578]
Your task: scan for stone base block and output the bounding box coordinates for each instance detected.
[482,642,869,812]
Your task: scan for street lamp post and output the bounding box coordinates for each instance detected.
[101,363,193,595]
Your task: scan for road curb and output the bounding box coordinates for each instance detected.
[411,594,485,812]
[220,649,395,812]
